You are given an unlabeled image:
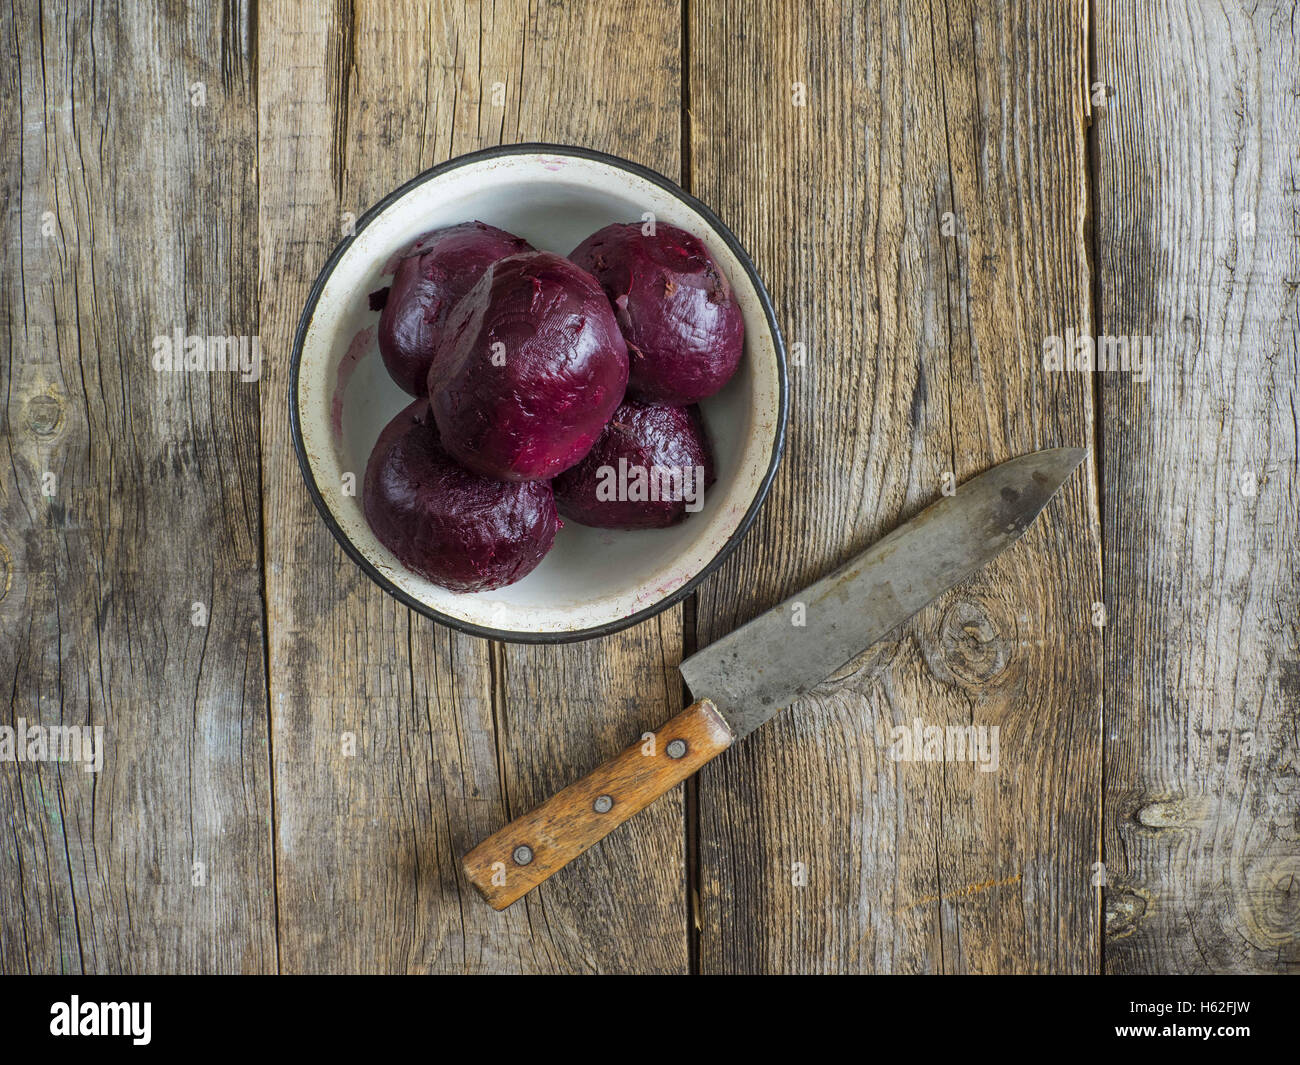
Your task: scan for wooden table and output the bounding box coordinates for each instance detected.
[2,0,1296,975]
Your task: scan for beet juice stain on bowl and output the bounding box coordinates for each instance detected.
[331,327,373,440]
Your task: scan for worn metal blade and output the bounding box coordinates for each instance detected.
[680,447,1087,739]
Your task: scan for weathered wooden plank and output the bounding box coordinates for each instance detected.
[1097,0,1300,974]
[498,0,691,970]
[0,1,275,972]
[690,0,1101,972]
[258,0,689,973]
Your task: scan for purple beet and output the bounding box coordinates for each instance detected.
[569,222,744,406]
[363,398,559,592]
[552,400,715,529]
[377,221,533,396]
[429,250,629,482]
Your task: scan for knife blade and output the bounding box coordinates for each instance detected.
[680,445,1088,737]
[462,446,1086,909]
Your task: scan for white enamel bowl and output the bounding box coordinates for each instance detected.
[290,144,787,642]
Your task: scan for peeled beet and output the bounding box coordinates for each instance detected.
[569,222,744,406]
[377,222,533,395]
[552,400,715,529]
[363,398,558,592]
[429,250,629,482]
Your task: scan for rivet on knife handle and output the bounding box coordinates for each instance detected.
[461,699,733,910]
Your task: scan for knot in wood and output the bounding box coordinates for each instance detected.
[1104,888,1149,940]
[1242,855,1300,949]
[930,598,1009,688]
[26,392,65,437]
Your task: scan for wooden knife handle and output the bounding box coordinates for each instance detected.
[462,699,733,910]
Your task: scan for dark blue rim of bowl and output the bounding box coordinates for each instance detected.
[289,142,789,645]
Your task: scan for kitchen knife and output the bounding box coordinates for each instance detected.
[462,446,1087,909]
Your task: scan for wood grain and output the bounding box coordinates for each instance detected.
[1096,0,1300,973]
[0,0,275,972]
[257,0,691,973]
[3,0,1292,976]
[689,0,1102,973]
[464,700,733,910]
[486,0,696,967]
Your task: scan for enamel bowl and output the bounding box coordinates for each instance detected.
[290,144,787,642]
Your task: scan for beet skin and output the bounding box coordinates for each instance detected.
[552,400,715,529]
[363,398,559,592]
[569,222,744,406]
[378,221,532,396]
[429,251,629,482]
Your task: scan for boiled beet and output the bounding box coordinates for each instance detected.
[569,222,744,406]
[552,400,715,529]
[377,221,532,396]
[363,398,559,592]
[429,250,629,482]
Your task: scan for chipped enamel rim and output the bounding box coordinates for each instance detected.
[290,144,787,643]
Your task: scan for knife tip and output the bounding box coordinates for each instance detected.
[1039,445,1089,477]
[1027,447,1089,508]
